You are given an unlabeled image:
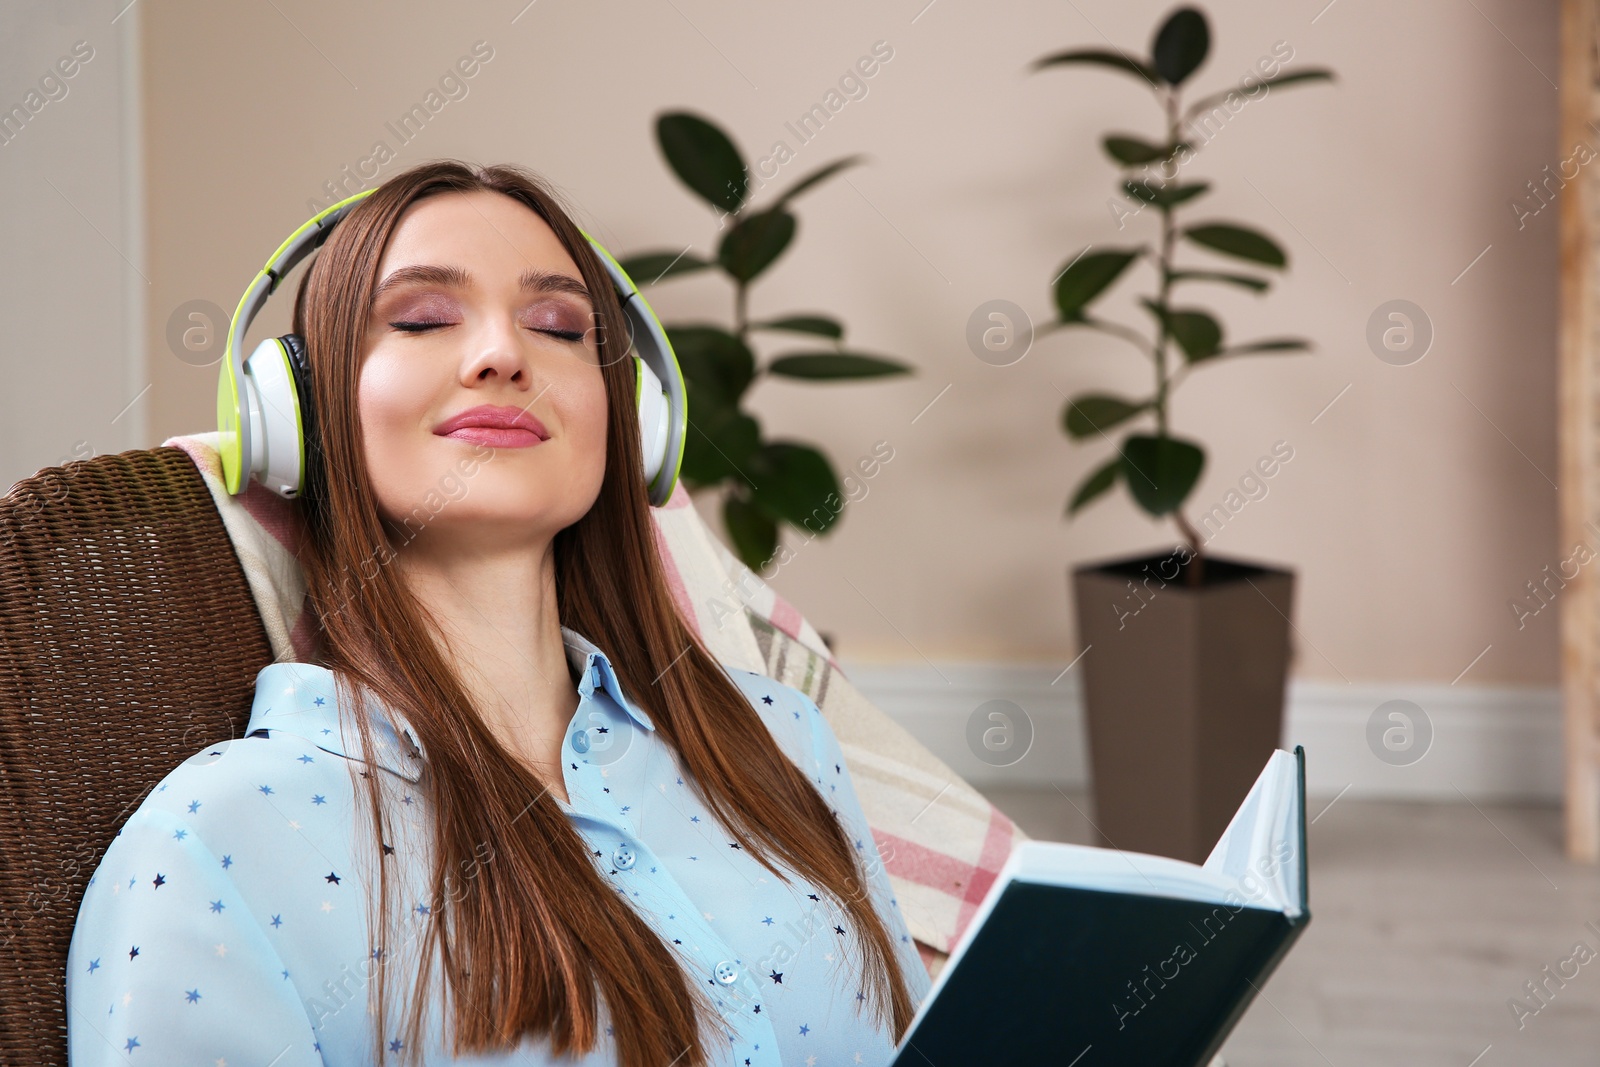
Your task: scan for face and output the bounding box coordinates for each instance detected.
[357,189,610,551]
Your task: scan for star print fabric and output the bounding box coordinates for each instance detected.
[65,626,930,1065]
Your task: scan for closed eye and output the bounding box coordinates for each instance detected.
[388,321,585,342]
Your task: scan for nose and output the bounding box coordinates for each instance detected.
[458,314,532,389]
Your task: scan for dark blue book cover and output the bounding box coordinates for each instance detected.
[891,746,1309,1067]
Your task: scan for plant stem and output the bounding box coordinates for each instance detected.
[1174,508,1204,586]
[1158,85,1203,581]
[1153,87,1178,439]
[734,281,749,346]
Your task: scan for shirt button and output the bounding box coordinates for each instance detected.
[713,960,739,985]
[570,729,590,754]
[612,844,636,870]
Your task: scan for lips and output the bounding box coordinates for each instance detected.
[433,405,550,449]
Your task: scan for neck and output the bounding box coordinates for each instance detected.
[394,530,580,791]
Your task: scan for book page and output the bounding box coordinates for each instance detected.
[1202,748,1302,919]
[1002,749,1301,913]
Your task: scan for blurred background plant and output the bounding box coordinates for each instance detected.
[621,111,914,571]
[1035,6,1332,580]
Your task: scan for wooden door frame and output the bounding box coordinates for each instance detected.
[1560,0,1600,862]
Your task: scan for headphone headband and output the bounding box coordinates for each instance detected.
[217,187,687,507]
[226,191,371,388]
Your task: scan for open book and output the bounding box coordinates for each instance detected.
[890,746,1309,1067]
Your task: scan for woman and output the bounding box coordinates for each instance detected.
[65,161,930,1067]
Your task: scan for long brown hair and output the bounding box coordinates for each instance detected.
[287,160,919,1067]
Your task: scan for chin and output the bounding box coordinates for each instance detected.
[419,479,597,534]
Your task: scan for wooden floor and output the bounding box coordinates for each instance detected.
[980,787,1600,1067]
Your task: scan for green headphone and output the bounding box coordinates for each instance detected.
[216,188,688,507]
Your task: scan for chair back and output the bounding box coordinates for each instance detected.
[0,448,272,1066]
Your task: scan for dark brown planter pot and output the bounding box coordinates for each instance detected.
[1071,548,1295,865]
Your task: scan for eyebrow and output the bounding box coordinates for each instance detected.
[373,263,593,305]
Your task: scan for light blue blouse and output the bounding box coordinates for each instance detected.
[65,626,930,1065]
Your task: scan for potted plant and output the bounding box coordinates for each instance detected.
[621,112,914,573]
[1032,6,1332,862]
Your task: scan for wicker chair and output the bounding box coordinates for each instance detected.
[0,448,276,1065]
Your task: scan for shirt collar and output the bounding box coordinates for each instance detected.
[561,625,657,734]
[246,625,653,782]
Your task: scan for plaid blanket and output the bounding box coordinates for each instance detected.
[164,432,1028,980]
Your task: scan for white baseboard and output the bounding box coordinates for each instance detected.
[837,660,1563,802]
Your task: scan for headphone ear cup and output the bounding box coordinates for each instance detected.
[634,354,669,485]
[279,333,319,503]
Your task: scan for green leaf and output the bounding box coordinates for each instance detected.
[666,325,756,408]
[1184,223,1287,268]
[1062,394,1149,439]
[1102,135,1169,165]
[657,112,748,214]
[1152,7,1209,86]
[767,352,913,380]
[1166,269,1269,293]
[1122,181,1160,204]
[1167,310,1223,361]
[1119,434,1205,516]
[1260,69,1337,89]
[1054,249,1142,321]
[683,406,760,485]
[1160,183,1210,208]
[1067,456,1121,516]
[1259,69,1335,91]
[1140,301,1224,361]
[772,155,866,207]
[1123,180,1210,208]
[1030,48,1157,84]
[750,315,844,339]
[745,442,842,533]
[1217,338,1312,356]
[1185,70,1336,120]
[723,490,779,571]
[718,209,796,282]
[617,250,715,285]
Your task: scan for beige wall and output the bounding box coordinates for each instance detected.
[1,0,142,491]
[137,0,1561,686]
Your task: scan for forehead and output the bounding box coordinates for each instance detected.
[376,189,582,286]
